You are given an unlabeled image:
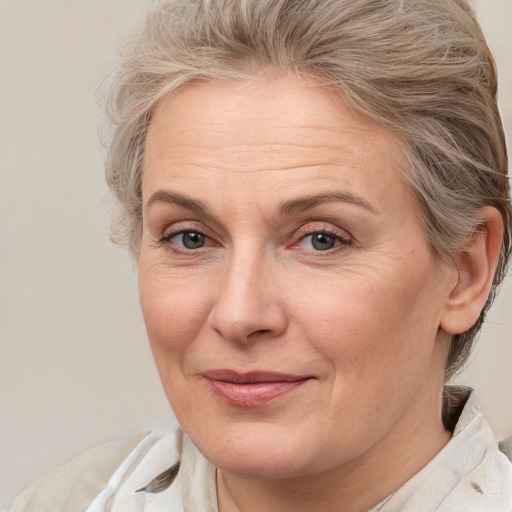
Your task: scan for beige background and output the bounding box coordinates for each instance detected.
[1,0,511,506]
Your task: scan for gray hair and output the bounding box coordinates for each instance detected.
[105,0,511,378]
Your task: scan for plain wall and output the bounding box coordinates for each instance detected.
[1,0,511,506]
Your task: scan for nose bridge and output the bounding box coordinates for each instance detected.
[209,241,286,343]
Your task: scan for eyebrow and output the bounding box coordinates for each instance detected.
[145,189,376,218]
[145,190,209,215]
[278,192,376,216]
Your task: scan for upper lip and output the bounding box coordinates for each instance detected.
[202,369,313,384]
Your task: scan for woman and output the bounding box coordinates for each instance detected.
[8,0,512,510]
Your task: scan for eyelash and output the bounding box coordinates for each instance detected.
[159,224,351,255]
[292,225,351,253]
[159,225,213,254]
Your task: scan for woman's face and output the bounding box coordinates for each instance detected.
[139,77,455,479]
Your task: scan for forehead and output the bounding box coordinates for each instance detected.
[143,76,409,211]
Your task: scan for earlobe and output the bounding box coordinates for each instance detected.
[440,207,504,335]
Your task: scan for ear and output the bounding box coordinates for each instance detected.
[440,207,504,335]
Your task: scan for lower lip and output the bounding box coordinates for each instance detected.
[206,379,309,407]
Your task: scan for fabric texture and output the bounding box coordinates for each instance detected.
[6,432,149,512]
[5,387,512,512]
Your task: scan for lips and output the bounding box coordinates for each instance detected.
[202,369,313,407]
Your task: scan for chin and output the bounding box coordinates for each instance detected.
[188,422,329,480]
[211,450,311,480]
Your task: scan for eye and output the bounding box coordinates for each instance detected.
[302,232,339,251]
[295,227,351,252]
[166,230,209,250]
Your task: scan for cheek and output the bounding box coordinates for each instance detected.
[292,269,441,380]
[138,263,213,360]
[138,271,215,420]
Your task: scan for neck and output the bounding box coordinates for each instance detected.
[217,384,451,512]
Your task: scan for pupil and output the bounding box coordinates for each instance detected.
[312,233,335,251]
[183,232,205,249]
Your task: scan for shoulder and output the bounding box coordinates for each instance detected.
[6,431,151,512]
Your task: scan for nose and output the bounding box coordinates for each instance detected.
[208,248,288,344]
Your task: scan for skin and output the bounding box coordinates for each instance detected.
[138,76,502,511]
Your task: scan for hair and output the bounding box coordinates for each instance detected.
[105,0,510,379]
